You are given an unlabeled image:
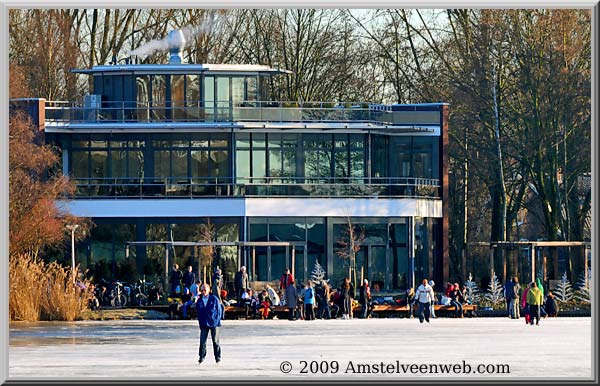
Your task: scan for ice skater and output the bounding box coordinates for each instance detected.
[415,279,435,323]
[196,283,224,364]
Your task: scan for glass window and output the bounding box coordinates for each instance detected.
[154,150,170,179]
[216,77,230,120]
[216,77,230,101]
[282,151,296,177]
[128,150,144,179]
[204,76,215,121]
[391,137,411,177]
[89,224,114,268]
[185,74,201,120]
[90,150,108,179]
[232,77,245,105]
[350,150,364,178]
[413,137,439,179]
[334,151,348,178]
[191,133,209,148]
[270,247,287,282]
[236,150,250,182]
[151,75,166,120]
[259,75,270,102]
[246,76,258,102]
[191,150,209,178]
[71,151,88,178]
[269,150,282,178]
[268,133,281,149]
[371,135,388,179]
[370,246,387,289]
[90,140,108,148]
[350,134,364,148]
[152,139,170,148]
[136,75,150,121]
[236,133,250,148]
[305,150,330,178]
[172,150,188,177]
[72,140,89,148]
[111,148,127,179]
[171,75,185,121]
[252,133,266,148]
[252,150,266,179]
[282,134,298,148]
[269,223,305,242]
[210,134,229,148]
[211,150,229,178]
[111,140,127,148]
[171,137,189,148]
[186,74,200,105]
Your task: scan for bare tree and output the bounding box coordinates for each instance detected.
[336,217,365,289]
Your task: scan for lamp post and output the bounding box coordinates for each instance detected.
[66,224,80,279]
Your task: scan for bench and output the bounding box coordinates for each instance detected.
[363,304,478,318]
[167,303,478,320]
[223,305,290,319]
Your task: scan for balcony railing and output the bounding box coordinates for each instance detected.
[45,100,440,126]
[70,176,441,199]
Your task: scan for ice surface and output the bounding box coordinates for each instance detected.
[8,317,593,380]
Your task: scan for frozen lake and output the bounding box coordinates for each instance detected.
[9,317,593,381]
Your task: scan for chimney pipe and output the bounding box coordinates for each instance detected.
[168,29,186,64]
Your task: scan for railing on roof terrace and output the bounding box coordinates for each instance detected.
[44,100,441,126]
[70,176,441,199]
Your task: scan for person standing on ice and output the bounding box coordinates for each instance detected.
[526,281,544,326]
[415,279,435,323]
[196,283,223,364]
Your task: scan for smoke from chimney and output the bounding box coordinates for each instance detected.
[126,17,216,63]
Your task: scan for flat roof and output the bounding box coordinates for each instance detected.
[71,63,292,75]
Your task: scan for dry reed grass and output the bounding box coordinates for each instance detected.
[9,253,92,321]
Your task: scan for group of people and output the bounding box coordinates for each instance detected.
[408,279,469,323]
[505,277,559,326]
[185,267,565,365]
[232,267,378,322]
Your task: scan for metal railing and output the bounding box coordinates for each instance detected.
[70,176,441,199]
[45,100,439,126]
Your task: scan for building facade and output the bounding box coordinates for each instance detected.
[15,43,449,293]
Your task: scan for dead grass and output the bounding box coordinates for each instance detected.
[10,253,92,321]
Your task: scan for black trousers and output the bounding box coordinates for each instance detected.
[199,326,221,362]
[418,301,431,322]
[529,304,541,324]
[305,304,315,320]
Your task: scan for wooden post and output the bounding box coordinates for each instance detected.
[252,247,256,282]
[165,245,169,293]
[361,266,364,284]
[530,246,536,284]
[543,254,547,286]
[291,247,296,279]
[489,246,494,283]
[502,249,507,284]
[203,266,207,285]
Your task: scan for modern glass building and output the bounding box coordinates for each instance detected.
[15,39,449,293]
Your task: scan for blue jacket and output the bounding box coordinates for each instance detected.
[196,294,223,328]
